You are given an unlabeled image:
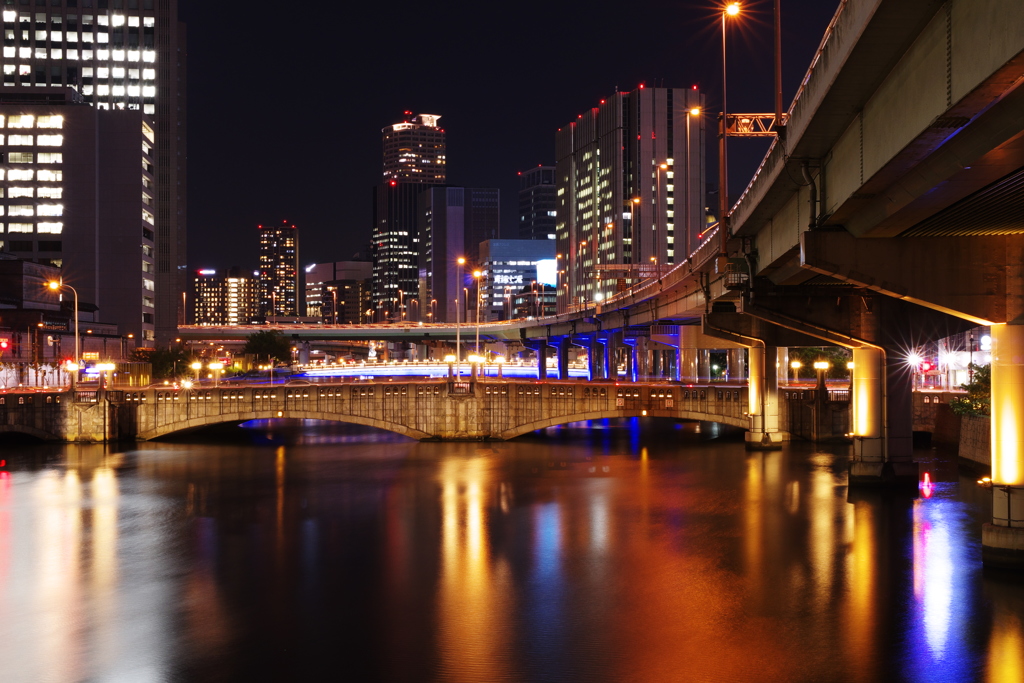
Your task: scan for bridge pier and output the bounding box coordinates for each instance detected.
[557,337,571,381]
[745,345,783,450]
[727,348,746,382]
[983,323,1024,569]
[525,341,550,380]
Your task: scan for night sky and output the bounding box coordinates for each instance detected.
[180,0,840,273]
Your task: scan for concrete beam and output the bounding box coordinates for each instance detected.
[802,229,1015,323]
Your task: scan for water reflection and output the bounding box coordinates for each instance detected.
[0,420,1021,682]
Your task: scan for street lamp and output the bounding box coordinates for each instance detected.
[209,361,224,388]
[455,256,466,372]
[686,107,700,255]
[720,2,742,242]
[190,361,202,381]
[329,287,338,325]
[654,162,668,274]
[472,270,483,353]
[790,359,801,383]
[47,279,79,388]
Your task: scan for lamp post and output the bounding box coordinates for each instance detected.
[686,107,700,255]
[209,361,223,388]
[719,2,741,246]
[191,361,202,382]
[455,257,465,371]
[330,287,338,325]
[430,298,437,322]
[472,270,483,353]
[47,280,79,388]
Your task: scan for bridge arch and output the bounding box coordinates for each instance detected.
[496,409,751,440]
[138,410,433,441]
[0,424,60,441]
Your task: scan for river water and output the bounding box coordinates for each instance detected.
[0,419,1021,682]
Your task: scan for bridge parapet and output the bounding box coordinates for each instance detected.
[0,380,754,443]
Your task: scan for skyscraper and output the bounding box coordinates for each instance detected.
[518,166,556,240]
[0,88,157,343]
[0,0,187,343]
[419,186,500,323]
[556,86,705,311]
[194,267,258,326]
[372,113,445,320]
[258,221,300,319]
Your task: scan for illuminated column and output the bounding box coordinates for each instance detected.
[851,347,884,462]
[778,347,790,385]
[727,348,746,381]
[746,346,783,449]
[982,323,1024,568]
[697,349,712,382]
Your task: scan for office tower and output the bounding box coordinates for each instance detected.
[193,267,258,326]
[0,88,157,342]
[518,165,556,240]
[304,260,372,324]
[258,221,300,319]
[372,113,445,320]
[478,239,556,321]
[418,186,500,323]
[1,0,187,343]
[556,86,705,311]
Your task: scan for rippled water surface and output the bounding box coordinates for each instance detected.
[0,418,1021,682]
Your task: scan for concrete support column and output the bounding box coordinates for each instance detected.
[848,346,918,486]
[746,345,783,449]
[697,349,711,382]
[679,348,698,383]
[621,341,639,382]
[983,323,1024,568]
[528,341,549,380]
[778,347,790,386]
[603,338,613,379]
[727,348,746,382]
[588,340,604,381]
[557,338,571,381]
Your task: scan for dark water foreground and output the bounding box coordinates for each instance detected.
[0,418,1021,683]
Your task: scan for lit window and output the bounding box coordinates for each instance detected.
[37,153,62,164]
[37,135,62,146]
[37,205,63,217]
[9,188,33,198]
[112,15,126,27]
[8,170,33,181]
[8,223,33,233]
[112,67,126,79]
[97,84,110,96]
[8,152,33,163]
[97,67,109,78]
[2,47,13,59]
[38,222,63,234]
[127,85,141,97]
[112,50,125,62]
[36,116,63,129]
[37,170,61,182]
[128,50,140,62]
[18,47,30,59]
[128,17,141,28]
[8,206,34,217]
[142,85,156,97]
[143,278,155,291]
[37,187,62,199]
[112,85,126,96]
[7,115,34,129]
[143,68,155,80]
[143,50,156,63]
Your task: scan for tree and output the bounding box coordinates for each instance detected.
[789,346,852,380]
[131,346,189,380]
[950,363,990,416]
[242,330,291,364]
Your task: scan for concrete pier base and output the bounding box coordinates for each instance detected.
[745,430,785,450]
[982,523,1024,570]
[848,460,920,487]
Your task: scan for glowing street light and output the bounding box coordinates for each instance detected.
[209,361,224,387]
[47,279,79,388]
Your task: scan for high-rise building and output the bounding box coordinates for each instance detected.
[305,260,372,324]
[478,239,556,321]
[258,221,300,319]
[1,1,188,343]
[518,166,556,240]
[372,113,445,319]
[0,88,157,342]
[556,86,705,311]
[194,267,258,326]
[418,186,500,323]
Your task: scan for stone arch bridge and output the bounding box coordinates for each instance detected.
[0,379,752,442]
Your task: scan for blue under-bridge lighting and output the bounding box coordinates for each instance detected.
[296,363,591,380]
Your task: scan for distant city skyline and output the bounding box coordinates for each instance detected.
[181,1,841,275]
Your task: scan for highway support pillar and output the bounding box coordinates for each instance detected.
[746,345,783,450]
[848,346,918,487]
[983,323,1024,569]
[557,338,571,381]
[587,339,605,381]
[697,349,712,382]
[621,339,639,382]
[526,341,549,380]
[727,348,746,382]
